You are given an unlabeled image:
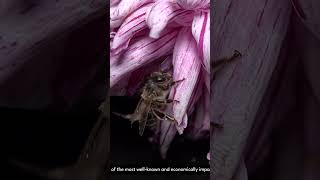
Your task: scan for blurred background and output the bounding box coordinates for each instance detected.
[1,1,107,179]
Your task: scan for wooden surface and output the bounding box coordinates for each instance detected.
[211,0,292,179]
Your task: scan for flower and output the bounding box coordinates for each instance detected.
[110,0,210,158]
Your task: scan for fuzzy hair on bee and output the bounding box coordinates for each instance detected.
[113,70,184,136]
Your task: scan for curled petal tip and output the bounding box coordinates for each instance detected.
[176,113,188,134]
[110,29,178,87]
[149,29,160,39]
[177,0,210,10]
[192,12,210,73]
[172,27,201,126]
[160,121,177,159]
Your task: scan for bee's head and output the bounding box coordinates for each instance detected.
[150,72,172,82]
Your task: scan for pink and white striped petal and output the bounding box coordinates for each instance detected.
[173,10,194,27]
[192,12,210,74]
[111,4,152,54]
[110,52,122,67]
[187,73,203,115]
[171,27,201,127]
[159,120,177,159]
[110,29,179,87]
[159,55,173,72]
[110,73,131,96]
[159,90,177,159]
[146,1,191,39]
[110,0,154,29]
[176,113,188,134]
[110,6,123,29]
[110,0,121,7]
[176,0,210,10]
[186,87,210,140]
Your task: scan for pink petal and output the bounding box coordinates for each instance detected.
[159,120,177,159]
[185,87,210,140]
[176,113,188,134]
[192,12,210,74]
[110,31,116,39]
[110,0,154,29]
[110,73,131,96]
[203,87,210,126]
[203,69,210,91]
[110,52,121,67]
[146,1,192,38]
[110,6,123,29]
[173,11,194,27]
[159,92,177,159]
[171,27,201,127]
[176,0,210,10]
[110,29,179,87]
[198,88,211,133]
[207,152,210,160]
[159,55,173,72]
[187,72,203,115]
[110,0,121,7]
[111,4,152,54]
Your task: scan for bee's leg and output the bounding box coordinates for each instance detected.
[151,109,166,121]
[154,99,180,105]
[170,78,186,86]
[212,50,242,74]
[152,108,176,123]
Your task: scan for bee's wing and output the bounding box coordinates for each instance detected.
[113,97,145,123]
[139,118,148,136]
[138,100,152,136]
[134,97,144,114]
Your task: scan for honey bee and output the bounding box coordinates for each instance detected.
[113,71,184,136]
